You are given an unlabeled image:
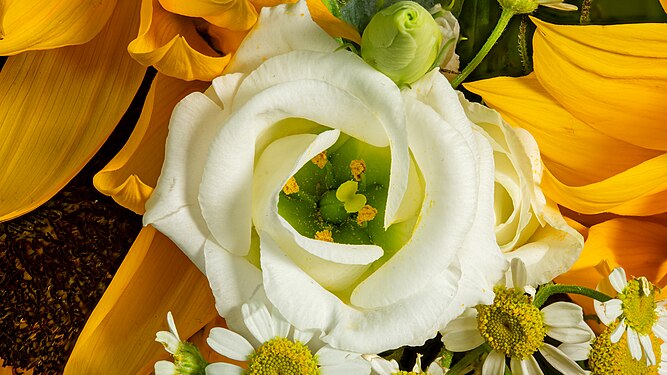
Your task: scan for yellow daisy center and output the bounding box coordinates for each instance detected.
[620,277,658,335]
[476,286,546,359]
[245,337,319,375]
[589,321,662,375]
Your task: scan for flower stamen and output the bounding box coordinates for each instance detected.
[245,337,320,375]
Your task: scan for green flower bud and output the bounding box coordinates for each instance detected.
[498,0,539,14]
[361,1,442,86]
[174,342,208,375]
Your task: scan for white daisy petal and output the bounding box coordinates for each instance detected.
[426,363,445,375]
[609,268,628,294]
[154,360,176,375]
[594,298,623,325]
[639,333,657,365]
[539,343,586,375]
[542,301,585,328]
[166,311,180,339]
[510,257,528,290]
[546,320,594,344]
[316,346,361,366]
[155,331,180,355]
[482,350,506,375]
[242,300,275,343]
[441,316,485,352]
[557,342,592,361]
[654,322,667,341]
[204,362,245,375]
[206,327,255,361]
[269,305,290,338]
[610,319,626,343]
[293,328,315,345]
[366,355,399,375]
[510,355,544,375]
[627,327,643,360]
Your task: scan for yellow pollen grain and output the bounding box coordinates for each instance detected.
[282,176,299,195]
[311,152,328,169]
[314,230,333,242]
[356,205,378,225]
[349,159,366,181]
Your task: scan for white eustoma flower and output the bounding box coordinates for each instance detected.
[594,267,667,365]
[365,353,444,375]
[441,259,593,375]
[458,96,584,285]
[143,0,506,354]
[205,297,371,375]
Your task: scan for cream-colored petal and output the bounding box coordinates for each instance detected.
[0,0,115,54]
[538,344,586,375]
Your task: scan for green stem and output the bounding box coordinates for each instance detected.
[447,344,490,375]
[451,8,515,88]
[533,284,613,308]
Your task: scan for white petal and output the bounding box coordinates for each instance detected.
[482,350,506,375]
[547,320,595,344]
[426,362,445,375]
[155,331,180,355]
[166,311,180,340]
[610,319,626,343]
[609,268,628,294]
[627,327,643,360]
[321,360,372,375]
[557,342,591,362]
[368,356,399,375]
[293,328,315,345]
[542,301,586,328]
[594,298,623,325]
[539,344,586,375]
[143,91,226,270]
[270,305,291,339]
[205,362,244,375]
[441,316,486,352]
[206,327,254,361]
[227,0,340,74]
[154,360,176,375]
[654,321,667,341]
[510,356,544,375]
[639,333,657,365]
[510,258,528,290]
[242,300,275,343]
[318,347,371,375]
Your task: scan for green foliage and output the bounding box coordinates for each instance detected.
[337,0,440,34]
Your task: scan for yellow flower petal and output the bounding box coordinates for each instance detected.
[94,74,208,214]
[466,74,667,215]
[64,227,218,374]
[0,0,145,222]
[531,18,667,152]
[0,0,116,55]
[662,0,667,13]
[159,0,258,31]
[305,0,361,44]
[128,0,232,81]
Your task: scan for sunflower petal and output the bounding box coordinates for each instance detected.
[128,0,232,81]
[466,74,667,215]
[94,74,208,214]
[531,18,667,152]
[0,0,145,222]
[64,227,218,374]
[159,0,258,31]
[0,0,115,55]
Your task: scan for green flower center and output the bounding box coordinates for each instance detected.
[620,277,658,335]
[589,321,662,375]
[278,134,418,254]
[245,337,319,375]
[476,286,546,359]
[173,342,208,375]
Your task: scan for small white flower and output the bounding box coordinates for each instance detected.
[441,259,593,375]
[365,353,444,375]
[206,298,371,375]
[594,267,667,366]
[154,311,209,375]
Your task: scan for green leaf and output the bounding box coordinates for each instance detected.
[338,0,440,35]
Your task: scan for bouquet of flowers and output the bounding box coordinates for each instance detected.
[1,0,666,373]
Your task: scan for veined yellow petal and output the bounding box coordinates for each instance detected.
[466,74,667,215]
[64,227,218,375]
[662,0,667,13]
[532,17,667,151]
[0,0,115,55]
[0,0,145,222]
[159,0,258,31]
[94,74,208,214]
[128,0,232,81]
[306,0,361,44]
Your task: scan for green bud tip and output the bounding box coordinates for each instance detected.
[361,1,442,86]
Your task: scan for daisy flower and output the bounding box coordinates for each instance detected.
[364,353,445,375]
[594,267,667,366]
[205,299,371,374]
[154,311,209,375]
[441,259,593,374]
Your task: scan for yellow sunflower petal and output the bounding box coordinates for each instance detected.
[531,17,667,151]
[556,218,667,321]
[159,0,258,31]
[0,0,116,55]
[64,227,218,375]
[466,74,667,215]
[0,0,145,223]
[305,0,361,44]
[662,0,667,13]
[128,0,231,81]
[94,74,208,214]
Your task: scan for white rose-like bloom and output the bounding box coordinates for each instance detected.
[143,0,506,354]
[459,97,583,285]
